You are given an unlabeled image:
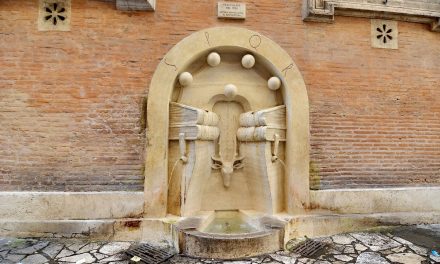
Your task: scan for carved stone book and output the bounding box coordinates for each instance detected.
[239,105,286,129]
[237,126,286,142]
[169,125,219,140]
[170,102,219,127]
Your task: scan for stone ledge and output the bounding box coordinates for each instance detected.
[310,187,440,214]
[286,211,440,239]
[115,0,155,11]
[1,212,438,243]
[303,0,440,32]
[0,218,172,243]
[0,192,144,220]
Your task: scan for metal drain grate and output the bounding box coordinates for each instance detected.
[291,239,327,257]
[125,244,175,264]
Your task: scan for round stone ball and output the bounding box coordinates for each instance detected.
[207,52,221,67]
[267,76,281,91]
[224,84,237,99]
[179,72,193,87]
[241,54,255,69]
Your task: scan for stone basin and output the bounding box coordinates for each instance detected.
[174,210,286,259]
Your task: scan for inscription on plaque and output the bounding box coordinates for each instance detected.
[217,2,246,19]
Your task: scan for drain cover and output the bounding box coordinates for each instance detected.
[125,244,175,264]
[291,239,327,257]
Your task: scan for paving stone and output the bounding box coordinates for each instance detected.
[326,244,346,255]
[332,234,356,245]
[77,242,102,254]
[0,250,8,258]
[408,244,428,256]
[384,233,394,238]
[326,247,342,254]
[334,254,353,261]
[298,258,315,263]
[277,251,301,258]
[354,243,368,252]
[351,233,400,251]
[0,239,11,247]
[56,248,75,258]
[99,242,131,255]
[21,254,48,264]
[8,239,38,250]
[355,252,390,264]
[67,241,89,252]
[42,242,64,258]
[170,255,200,264]
[0,259,15,264]
[13,241,49,254]
[342,245,356,254]
[0,232,433,264]
[59,252,96,263]
[392,236,413,245]
[6,254,26,262]
[93,252,108,260]
[334,244,346,251]
[386,252,425,264]
[430,254,440,263]
[269,253,296,264]
[391,246,407,253]
[380,249,394,255]
[99,253,126,262]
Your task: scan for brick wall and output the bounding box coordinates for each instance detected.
[0,0,439,191]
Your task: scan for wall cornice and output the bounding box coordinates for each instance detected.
[115,0,155,11]
[303,0,440,32]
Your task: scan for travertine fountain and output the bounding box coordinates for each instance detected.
[145,27,309,259]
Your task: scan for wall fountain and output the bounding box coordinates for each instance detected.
[144,27,310,259]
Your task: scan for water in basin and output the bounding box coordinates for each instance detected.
[202,211,258,234]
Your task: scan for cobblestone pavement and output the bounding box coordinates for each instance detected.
[0,226,439,263]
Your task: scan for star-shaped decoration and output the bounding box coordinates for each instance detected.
[44,3,66,25]
[376,24,393,44]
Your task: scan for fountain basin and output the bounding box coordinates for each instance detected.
[175,210,286,259]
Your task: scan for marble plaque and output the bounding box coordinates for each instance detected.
[217,2,246,19]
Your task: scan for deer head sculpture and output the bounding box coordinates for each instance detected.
[211,155,244,188]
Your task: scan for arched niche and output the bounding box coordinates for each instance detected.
[144,27,309,217]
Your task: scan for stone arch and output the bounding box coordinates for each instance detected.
[144,27,309,217]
